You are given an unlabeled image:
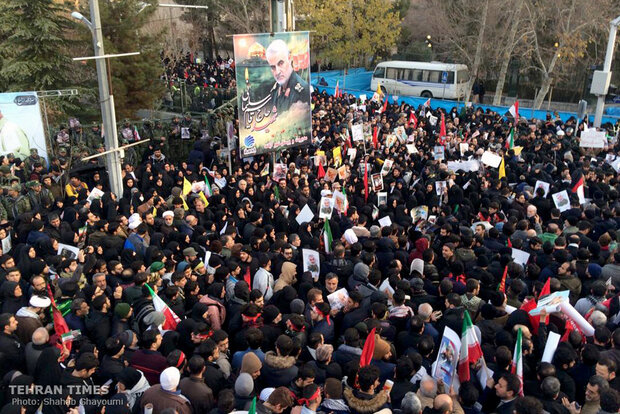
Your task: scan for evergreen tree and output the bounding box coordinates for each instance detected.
[0,0,74,92]
[81,0,165,119]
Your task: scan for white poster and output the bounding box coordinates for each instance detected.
[459,143,469,156]
[296,204,314,225]
[0,91,48,162]
[432,327,461,387]
[318,196,334,219]
[57,243,80,260]
[435,181,447,196]
[302,249,320,281]
[1,236,11,253]
[552,190,571,212]
[327,288,349,310]
[511,248,530,267]
[332,190,347,213]
[580,129,607,148]
[534,180,550,198]
[433,146,445,160]
[181,127,190,139]
[381,159,394,176]
[351,124,364,142]
[481,151,502,168]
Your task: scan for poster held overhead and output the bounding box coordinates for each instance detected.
[233,32,311,157]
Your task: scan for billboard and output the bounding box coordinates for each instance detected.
[0,92,48,161]
[233,31,311,157]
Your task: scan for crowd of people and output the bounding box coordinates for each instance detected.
[161,52,237,113]
[0,87,619,414]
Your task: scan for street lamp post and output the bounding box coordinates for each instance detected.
[72,1,124,197]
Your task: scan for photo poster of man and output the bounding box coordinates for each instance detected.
[433,327,461,387]
[302,248,320,281]
[0,91,48,162]
[233,32,311,157]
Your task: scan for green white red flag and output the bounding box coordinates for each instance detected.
[458,311,484,382]
[511,327,524,396]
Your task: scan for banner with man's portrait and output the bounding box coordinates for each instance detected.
[233,32,311,157]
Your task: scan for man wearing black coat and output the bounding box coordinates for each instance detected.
[0,313,24,378]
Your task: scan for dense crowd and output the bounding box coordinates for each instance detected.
[161,53,237,112]
[0,89,619,414]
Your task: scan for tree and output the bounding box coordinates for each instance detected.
[81,0,165,119]
[492,0,527,105]
[525,0,615,109]
[296,0,401,69]
[0,0,78,110]
[418,0,493,102]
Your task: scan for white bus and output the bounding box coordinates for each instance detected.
[370,61,470,100]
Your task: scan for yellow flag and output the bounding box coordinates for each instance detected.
[182,177,192,196]
[376,82,383,96]
[499,157,506,179]
[182,197,189,211]
[199,191,209,207]
[152,207,156,217]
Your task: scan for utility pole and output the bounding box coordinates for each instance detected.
[593,15,620,127]
[88,0,124,197]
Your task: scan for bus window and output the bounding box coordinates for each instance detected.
[373,66,386,79]
[412,69,423,81]
[446,72,455,84]
[386,68,399,80]
[457,69,469,83]
[425,70,442,83]
[403,69,413,80]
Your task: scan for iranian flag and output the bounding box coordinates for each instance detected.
[423,98,431,108]
[381,95,388,113]
[505,128,514,149]
[47,284,72,355]
[509,101,519,121]
[511,327,524,396]
[204,175,213,198]
[458,311,484,382]
[498,265,508,293]
[439,112,447,145]
[323,218,333,253]
[372,126,379,149]
[146,284,181,330]
[360,327,377,367]
[571,171,586,205]
[408,111,418,129]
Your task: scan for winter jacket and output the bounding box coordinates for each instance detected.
[140,385,192,414]
[199,295,226,331]
[274,262,297,293]
[179,376,215,414]
[15,308,43,345]
[253,267,274,301]
[260,351,298,388]
[343,387,390,414]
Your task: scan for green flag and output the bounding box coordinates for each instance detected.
[248,396,256,414]
[323,219,333,253]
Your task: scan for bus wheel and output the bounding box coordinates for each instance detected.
[421,91,433,98]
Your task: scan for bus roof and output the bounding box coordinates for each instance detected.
[374,61,468,71]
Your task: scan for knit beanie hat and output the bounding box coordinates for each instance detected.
[160,367,180,391]
[235,372,254,397]
[114,303,131,320]
[241,352,262,374]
